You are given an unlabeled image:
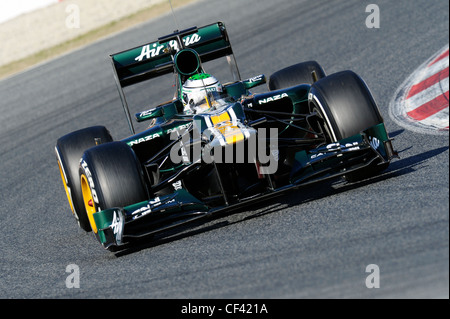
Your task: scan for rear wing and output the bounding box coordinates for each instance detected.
[110,22,241,134]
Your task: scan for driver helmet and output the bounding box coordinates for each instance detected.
[182,73,223,114]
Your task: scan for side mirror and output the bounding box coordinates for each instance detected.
[242,74,266,90]
[224,75,267,99]
[135,100,183,122]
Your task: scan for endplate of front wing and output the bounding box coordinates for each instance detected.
[93,189,209,249]
[290,123,398,185]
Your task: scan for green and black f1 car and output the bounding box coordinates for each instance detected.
[55,22,398,251]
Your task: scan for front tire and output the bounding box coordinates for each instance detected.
[308,71,387,181]
[79,141,148,234]
[55,126,113,232]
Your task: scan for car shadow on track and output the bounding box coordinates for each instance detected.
[113,136,448,257]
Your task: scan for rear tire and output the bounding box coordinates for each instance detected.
[268,61,326,90]
[308,71,387,181]
[55,126,113,232]
[79,141,148,234]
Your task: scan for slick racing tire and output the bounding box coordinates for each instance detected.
[55,126,113,232]
[79,141,148,235]
[308,70,387,181]
[268,61,326,90]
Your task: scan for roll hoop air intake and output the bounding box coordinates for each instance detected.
[174,49,201,76]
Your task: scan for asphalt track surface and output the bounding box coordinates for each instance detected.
[0,0,448,299]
